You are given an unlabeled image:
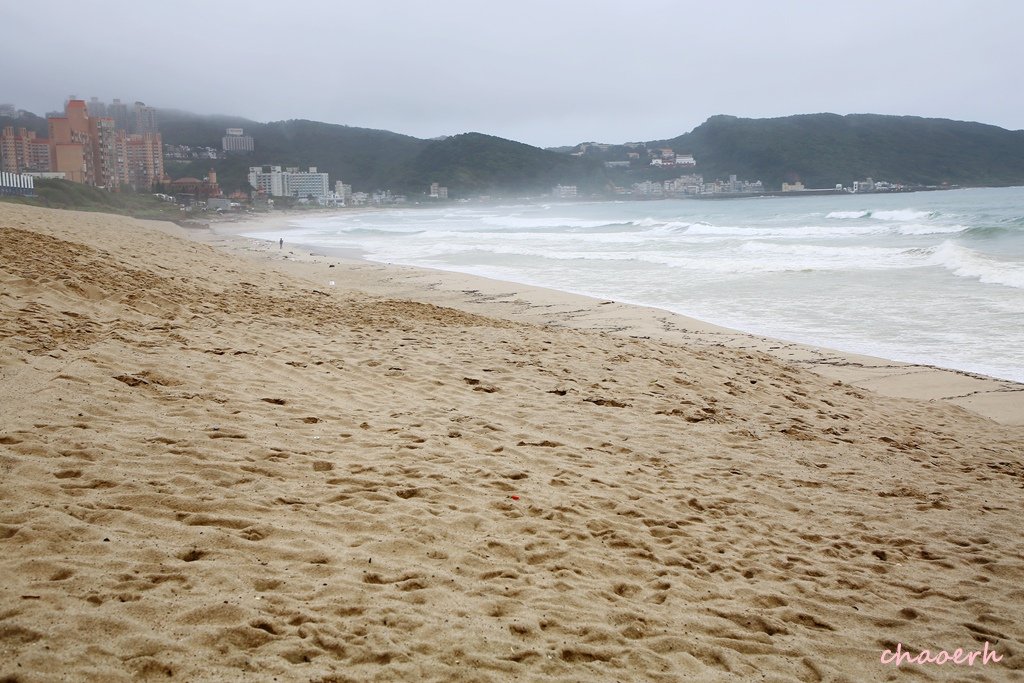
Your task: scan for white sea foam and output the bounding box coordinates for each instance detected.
[895,223,969,236]
[930,241,1024,289]
[736,241,914,266]
[825,209,936,221]
[873,209,935,222]
[363,243,639,263]
[682,223,881,238]
[480,216,616,230]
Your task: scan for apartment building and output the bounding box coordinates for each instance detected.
[48,99,93,184]
[1,126,52,174]
[222,128,254,153]
[134,102,158,134]
[248,165,329,200]
[107,99,130,131]
[31,100,165,189]
[90,117,119,188]
[122,132,164,190]
[283,166,329,199]
[248,165,285,196]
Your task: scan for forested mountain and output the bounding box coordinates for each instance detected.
[159,111,606,196]
[395,133,601,195]
[649,114,1024,189]
[8,107,1024,195]
[159,110,429,193]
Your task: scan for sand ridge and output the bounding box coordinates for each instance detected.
[1,204,1022,681]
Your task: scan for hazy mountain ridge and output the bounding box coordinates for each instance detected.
[395,133,602,195]
[0,112,49,137]
[158,111,601,195]
[648,113,1024,189]
[157,110,429,194]
[164,110,1024,194]
[7,108,1024,195]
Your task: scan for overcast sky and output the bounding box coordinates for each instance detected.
[5,0,1022,147]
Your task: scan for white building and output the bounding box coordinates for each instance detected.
[248,165,329,200]
[552,184,577,198]
[335,181,352,203]
[248,165,284,196]
[631,180,662,196]
[283,166,329,200]
[223,128,255,153]
[664,174,703,194]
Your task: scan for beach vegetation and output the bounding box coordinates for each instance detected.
[0,178,178,219]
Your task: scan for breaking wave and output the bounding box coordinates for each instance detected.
[826,209,937,222]
[930,241,1024,289]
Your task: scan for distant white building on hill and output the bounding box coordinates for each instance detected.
[223,128,254,153]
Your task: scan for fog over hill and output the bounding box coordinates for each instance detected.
[157,109,1024,194]
[6,107,1024,195]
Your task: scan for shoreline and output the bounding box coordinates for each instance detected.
[203,212,1023,425]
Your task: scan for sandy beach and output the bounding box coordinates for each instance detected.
[2,203,1022,681]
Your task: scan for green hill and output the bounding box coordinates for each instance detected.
[650,114,1024,188]
[10,107,1024,196]
[159,112,603,197]
[396,133,599,196]
[159,110,428,193]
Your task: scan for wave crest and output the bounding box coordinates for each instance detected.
[930,241,1024,289]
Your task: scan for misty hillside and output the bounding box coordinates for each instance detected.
[159,110,428,193]
[0,112,49,137]
[395,133,599,195]
[649,114,1024,188]
[160,112,600,196]
[9,107,1024,194]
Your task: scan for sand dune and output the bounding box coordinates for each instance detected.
[1,204,1022,681]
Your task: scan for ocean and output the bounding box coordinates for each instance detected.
[243,186,1024,383]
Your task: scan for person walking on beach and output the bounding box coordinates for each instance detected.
[279,238,283,249]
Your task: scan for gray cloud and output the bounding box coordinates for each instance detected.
[5,0,1022,147]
